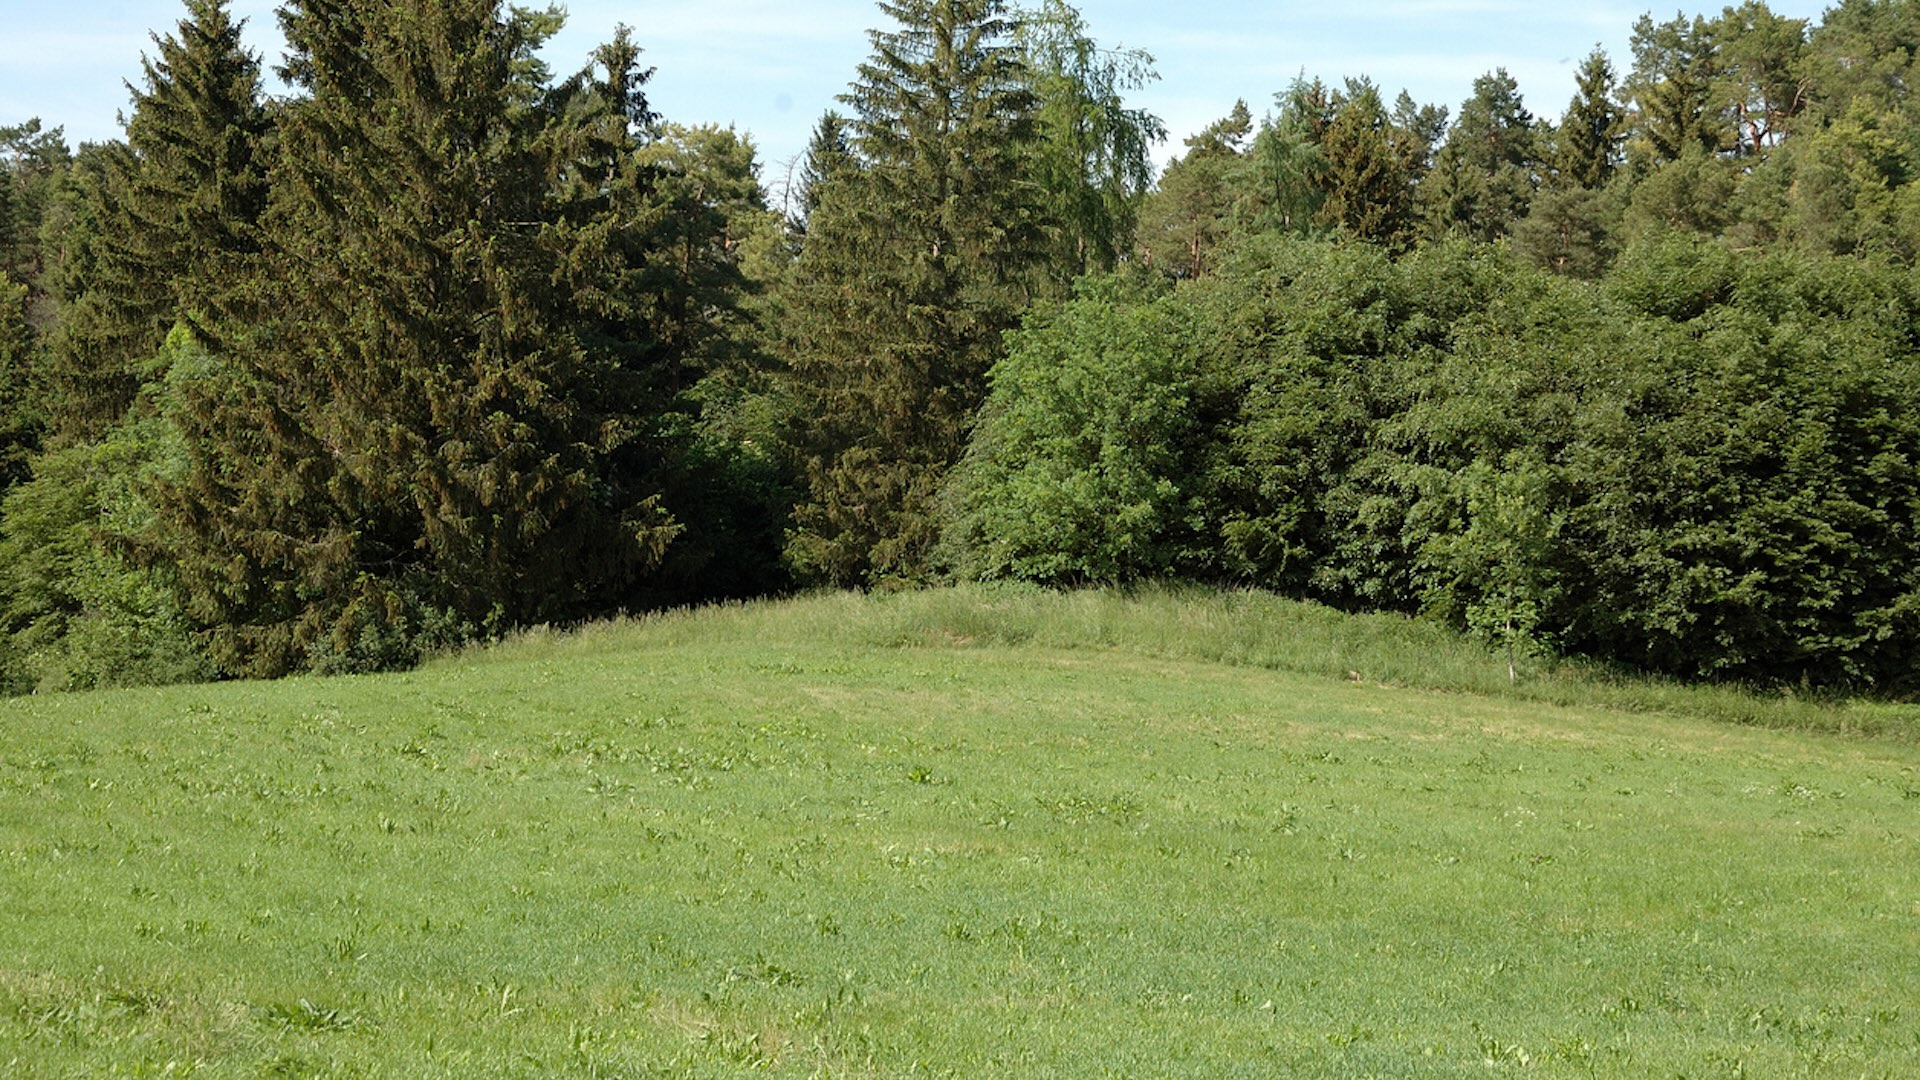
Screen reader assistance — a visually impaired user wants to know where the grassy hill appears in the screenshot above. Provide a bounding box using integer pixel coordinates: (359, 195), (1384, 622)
(3, 587), (1917, 1076)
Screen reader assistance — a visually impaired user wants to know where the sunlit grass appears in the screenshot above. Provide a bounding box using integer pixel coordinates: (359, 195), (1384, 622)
(3, 587), (1917, 1076)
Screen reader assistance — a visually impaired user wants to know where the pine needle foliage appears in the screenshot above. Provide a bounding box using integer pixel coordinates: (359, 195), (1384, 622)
(151, 1), (684, 676)
(783, 0), (1044, 585)
(42, 0), (268, 444)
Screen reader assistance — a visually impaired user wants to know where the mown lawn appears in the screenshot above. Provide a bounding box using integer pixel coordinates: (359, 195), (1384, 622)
(2, 588), (1917, 1076)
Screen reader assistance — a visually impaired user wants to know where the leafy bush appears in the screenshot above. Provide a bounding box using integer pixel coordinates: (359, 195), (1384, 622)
(942, 236), (1920, 691)
(0, 417), (211, 693)
(941, 273), (1224, 583)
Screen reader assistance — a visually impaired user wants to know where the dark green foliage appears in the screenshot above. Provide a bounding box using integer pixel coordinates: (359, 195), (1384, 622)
(1421, 69), (1539, 242)
(0, 118), (71, 295)
(42, 0), (268, 444)
(40, 144), (156, 441)
(1316, 80), (1420, 248)
(792, 112), (853, 231)
(151, 2), (692, 676)
(783, 0), (1043, 584)
(1512, 184), (1624, 278)
(0, 281), (39, 492)
(1557, 49), (1624, 189)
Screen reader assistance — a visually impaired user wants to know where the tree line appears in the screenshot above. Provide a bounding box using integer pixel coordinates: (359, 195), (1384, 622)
(2, 0), (1918, 693)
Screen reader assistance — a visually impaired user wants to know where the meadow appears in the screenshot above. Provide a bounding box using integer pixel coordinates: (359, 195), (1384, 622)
(2, 586), (1917, 1076)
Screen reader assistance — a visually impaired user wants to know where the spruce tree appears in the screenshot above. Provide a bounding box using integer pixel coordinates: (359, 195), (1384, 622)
(793, 112), (854, 232)
(1423, 69), (1539, 242)
(1317, 80), (1418, 248)
(41, 0), (268, 444)
(783, 0), (1042, 584)
(155, 1), (682, 674)
(1626, 14), (1728, 163)
(1559, 48), (1624, 189)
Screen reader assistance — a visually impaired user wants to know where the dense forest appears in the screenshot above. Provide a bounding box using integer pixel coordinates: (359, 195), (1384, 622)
(3, 0), (1920, 693)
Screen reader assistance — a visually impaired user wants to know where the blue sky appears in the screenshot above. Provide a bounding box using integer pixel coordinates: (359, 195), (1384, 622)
(5, 0), (1834, 200)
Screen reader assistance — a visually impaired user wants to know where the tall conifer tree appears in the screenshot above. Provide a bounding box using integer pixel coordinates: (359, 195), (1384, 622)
(1423, 69), (1539, 241)
(156, 1), (682, 674)
(784, 0), (1042, 583)
(43, 0), (268, 443)
(1317, 80), (1419, 248)
(1559, 49), (1625, 189)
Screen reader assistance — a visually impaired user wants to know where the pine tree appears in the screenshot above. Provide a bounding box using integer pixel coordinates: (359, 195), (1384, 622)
(783, 0), (1042, 584)
(1423, 69), (1539, 242)
(41, 0), (268, 444)
(154, 1), (681, 674)
(1136, 100), (1252, 278)
(1559, 48), (1624, 189)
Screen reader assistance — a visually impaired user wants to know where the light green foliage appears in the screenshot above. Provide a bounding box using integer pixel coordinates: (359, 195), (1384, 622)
(0, 327), (211, 693)
(1625, 12), (1728, 164)
(941, 274), (1213, 582)
(1016, 0), (1164, 284)
(1622, 145), (1739, 242)
(0, 588), (1915, 1074)
(957, 235), (1920, 689)
(1706, 0), (1810, 154)
(1237, 78), (1333, 238)
(1422, 456), (1562, 681)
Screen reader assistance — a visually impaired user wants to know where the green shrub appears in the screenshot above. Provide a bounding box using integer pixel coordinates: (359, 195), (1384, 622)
(941, 273), (1223, 583)
(940, 235), (1920, 692)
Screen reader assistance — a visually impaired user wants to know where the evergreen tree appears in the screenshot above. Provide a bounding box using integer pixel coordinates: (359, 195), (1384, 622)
(0, 280), (36, 491)
(41, 0), (268, 444)
(783, 0), (1042, 584)
(1558, 48), (1624, 189)
(1706, 1), (1809, 154)
(1317, 80), (1419, 247)
(1422, 69), (1539, 242)
(0, 121), (66, 488)
(0, 119), (71, 296)
(793, 111), (854, 232)
(1626, 14), (1729, 164)
(1136, 100), (1252, 278)
(154, 1), (682, 674)
(1800, 0), (1920, 119)
(1512, 185), (1622, 278)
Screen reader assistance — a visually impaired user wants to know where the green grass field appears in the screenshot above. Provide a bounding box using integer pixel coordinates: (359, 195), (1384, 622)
(3, 587), (1918, 1077)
